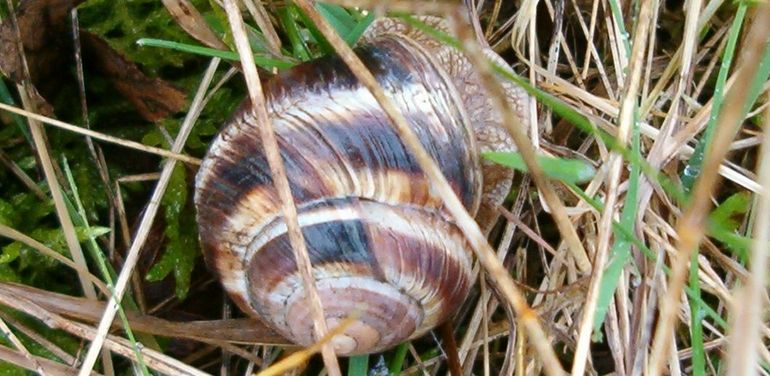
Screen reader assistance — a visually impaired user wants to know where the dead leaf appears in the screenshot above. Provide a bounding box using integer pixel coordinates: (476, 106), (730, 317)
(81, 31), (187, 122)
(161, 0), (228, 50)
(0, 0), (84, 84)
(0, 0), (186, 122)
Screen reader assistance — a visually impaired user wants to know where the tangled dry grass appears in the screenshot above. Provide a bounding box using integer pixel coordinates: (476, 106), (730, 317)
(0, 0), (769, 375)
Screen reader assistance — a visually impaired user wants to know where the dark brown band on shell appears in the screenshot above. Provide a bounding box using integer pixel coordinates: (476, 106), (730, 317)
(246, 198), (473, 354)
(363, 17), (531, 228)
(194, 32), (482, 354)
(196, 36), (481, 239)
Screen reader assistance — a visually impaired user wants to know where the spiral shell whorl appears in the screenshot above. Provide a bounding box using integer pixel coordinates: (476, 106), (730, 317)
(364, 17), (532, 227)
(246, 200), (474, 354)
(195, 32), (481, 354)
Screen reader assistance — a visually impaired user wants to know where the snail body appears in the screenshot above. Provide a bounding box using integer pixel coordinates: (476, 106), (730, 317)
(194, 17), (530, 355)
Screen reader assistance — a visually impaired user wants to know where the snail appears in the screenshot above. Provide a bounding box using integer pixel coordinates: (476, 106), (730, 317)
(194, 16), (532, 355)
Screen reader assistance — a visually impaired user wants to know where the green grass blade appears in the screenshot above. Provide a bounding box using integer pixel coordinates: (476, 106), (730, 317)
(606, 0), (632, 56)
(0, 79), (32, 142)
(292, 3), (335, 55)
(344, 11), (376, 46)
(388, 343), (409, 375)
(348, 354), (369, 376)
(689, 249), (707, 376)
(682, 4), (746, 192)
(278, 5), (312, 61)
(135, 38), (295, 70)
(592, 109), (642, 338)
(399, 12), (742, 359)
(61, 157), (152, 375)
(315, 3), (354, 37)
(313, 3), (374, 47)
(567, 181), (730, 329)
(386, 1), (685, 203)
(482, 152), (596, 184)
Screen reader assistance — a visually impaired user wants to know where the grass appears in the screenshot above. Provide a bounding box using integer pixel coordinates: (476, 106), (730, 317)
(0, 0), (769, 375)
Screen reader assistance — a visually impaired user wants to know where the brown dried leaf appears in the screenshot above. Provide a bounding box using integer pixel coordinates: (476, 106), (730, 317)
(161, 0), (228, 50)
(81, 31), (187, 122)
(0, 0), (85, 83)
(0, 0), (186, 122)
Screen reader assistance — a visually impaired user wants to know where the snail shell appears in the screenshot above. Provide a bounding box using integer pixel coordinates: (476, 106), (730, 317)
(194, 17), (531, 355)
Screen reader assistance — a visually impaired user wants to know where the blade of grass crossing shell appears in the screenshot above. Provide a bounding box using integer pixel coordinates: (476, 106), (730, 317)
(223, 1), (341, 373)
(61, 157), (151, 375)
(348, 355), (369, 376)
(680, 3), (746, 192)
(135, 38), (295, 69)
(591, 109), (642, 339)
(291, 7), (567, 370)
